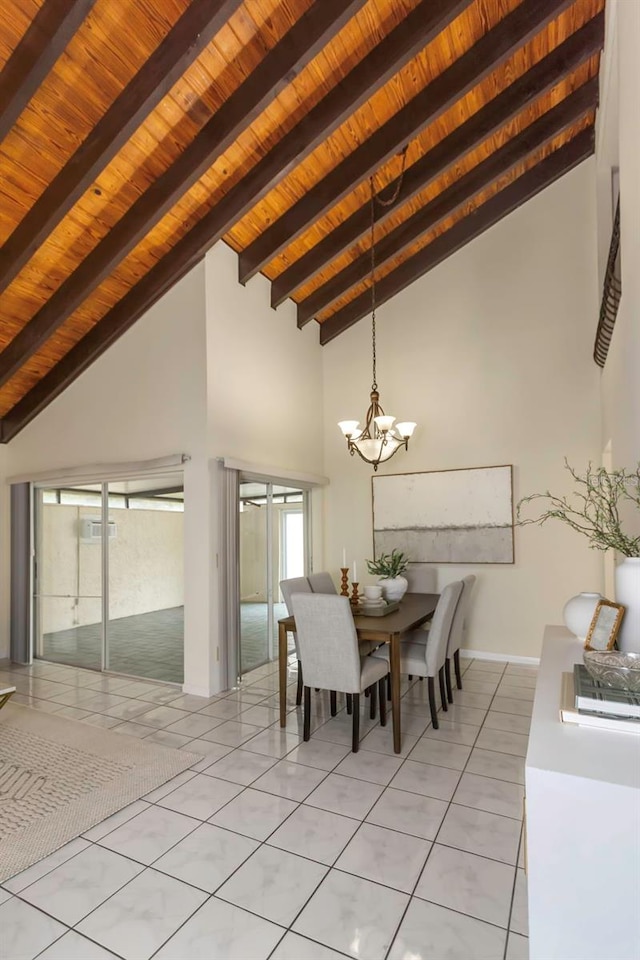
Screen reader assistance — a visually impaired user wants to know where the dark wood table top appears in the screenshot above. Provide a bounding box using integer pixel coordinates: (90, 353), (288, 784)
(278, 592), (439, 635)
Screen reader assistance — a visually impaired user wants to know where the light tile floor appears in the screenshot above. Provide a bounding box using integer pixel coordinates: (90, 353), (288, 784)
(0, 653), (535, 960)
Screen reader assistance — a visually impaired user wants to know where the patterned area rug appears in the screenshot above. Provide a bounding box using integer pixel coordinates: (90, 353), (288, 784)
(0, 704), (197, 882)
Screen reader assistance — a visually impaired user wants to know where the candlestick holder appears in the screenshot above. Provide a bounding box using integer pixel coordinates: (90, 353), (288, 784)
(350, 582), (360, 608)
(340, 568), (350, 597)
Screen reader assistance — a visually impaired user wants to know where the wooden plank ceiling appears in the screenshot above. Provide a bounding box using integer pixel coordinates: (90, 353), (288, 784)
(0, 0), (605, 440)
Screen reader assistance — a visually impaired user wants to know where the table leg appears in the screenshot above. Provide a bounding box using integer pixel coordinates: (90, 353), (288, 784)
(390, 633), (402, 754)
(278, 622), (287, 727)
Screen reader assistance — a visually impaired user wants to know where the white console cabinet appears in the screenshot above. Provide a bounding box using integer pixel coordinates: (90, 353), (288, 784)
(526, 627), (640, 960)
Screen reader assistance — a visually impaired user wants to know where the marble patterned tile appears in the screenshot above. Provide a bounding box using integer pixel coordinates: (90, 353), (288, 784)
(111, 720), (155, 738)
(153, 822), (259, 892)
(156, 772), (242, 820)
(199, 720), (265, 749)
(82, 800), (151, 842)
(216, 845), (327, 927)
(504, 665), (538, 678)
(358, 725), (418, 758)
(449, 691), (493, 709)
(439, 704), (488, 726)
(206, 750), (278, 785)
(270, 931), (347, 960)
(103, 699), (158, 721)
(164, 713), (223, 738)
(167, 693), (220, 711)
(483, 711), (531, 735)
(142, 770), (197, 803)
(506, 932), (530, 959)
(238, 704), (281, 727)
(304, 773), (384, 820)
(3, 837), (90, 893)
(462, 679), (501, 695)
(143, 729), (193, 749)
(466, 748), (526, 785)
(492, 697), (534, 717)
(267, 804), (359, 865)
(53, 705), (93, 720)
(453, 772), (525, 820)
(502, 673), (537, 688)
(510, 869), (529, 936)
(389, 759), (461, 801)
(466, 660), (507, 674)
(389, 897), (506, 960)
(475, 729), (529, 758)
(154, 896), (284, 960)
(409, 737), (471, 770)
(0, 897), (67, 960)
(336, 822), (431, 893)
(209, 787), (298, 841)
(423, 720), (480, 746)
(496, 684), (536, 701)
(180, 739), (234, 764)
(415, 843), (514, 927)
(19, 844), (143, 925)
(285, 739), (351, 771)
(129, 705), (191, 729)
(236, 726), (300, 756)
(77, 868), (208, 960)
(81, 713), (122, 729)
(37, 931), (121, 959)
(293, 868), (409, 960)
(98, 804), (200, 864)
(438, 804), (521, 865)
(334, 749), (404, 786)
(135, 686), (184, 705)
(252, 759), (328, 801)
(365, 787), (448, 841)
(197, 699), (245, 720)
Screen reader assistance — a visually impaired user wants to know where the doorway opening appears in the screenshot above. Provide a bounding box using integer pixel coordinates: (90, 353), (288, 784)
(238, 480), (308, 678)
(33, 473), (184, 683)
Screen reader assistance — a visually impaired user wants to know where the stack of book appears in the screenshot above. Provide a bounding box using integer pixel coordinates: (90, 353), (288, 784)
(560, 664), (640, 734)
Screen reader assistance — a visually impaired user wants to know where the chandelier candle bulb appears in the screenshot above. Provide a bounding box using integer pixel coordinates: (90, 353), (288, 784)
(374, 415), (395, 432)
(396, 421), (417, 439)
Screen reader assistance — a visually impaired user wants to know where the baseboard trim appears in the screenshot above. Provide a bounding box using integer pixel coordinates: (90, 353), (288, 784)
(460, 648), (540, 666)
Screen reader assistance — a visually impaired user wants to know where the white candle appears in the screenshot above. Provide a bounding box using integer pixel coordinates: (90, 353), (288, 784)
(342, 547), (346, 568)
(353, 560), (357, 582)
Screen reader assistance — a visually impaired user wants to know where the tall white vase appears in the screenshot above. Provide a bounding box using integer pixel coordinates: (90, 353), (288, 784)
(615, 558), (640, 653)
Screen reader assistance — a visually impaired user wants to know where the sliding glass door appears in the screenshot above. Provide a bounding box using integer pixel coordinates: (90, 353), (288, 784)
(238, 479), (308, 680)
(33, 474), (184, 682)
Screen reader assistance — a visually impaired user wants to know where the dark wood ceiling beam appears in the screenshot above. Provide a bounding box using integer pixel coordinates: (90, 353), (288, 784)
(238, 0), (579, 285)
(0, 0), (369, 389)
(299, 78), (598, 325)
(0, 0), (96, 145)
(0, 0), (244, 296)
(273, 12), (605, 312)
(319, 127), (595, 345)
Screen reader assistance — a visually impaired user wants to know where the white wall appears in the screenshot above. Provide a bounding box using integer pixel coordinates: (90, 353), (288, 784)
(322, 160), (603, 658)
(205, 241), (325, 689)
(598, 1), (640, 493)
(0, 265), (208, 666)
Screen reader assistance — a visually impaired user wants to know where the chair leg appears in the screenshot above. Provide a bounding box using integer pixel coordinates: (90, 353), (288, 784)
(439, 667), (448, 712)
(351, 693), (360, 752)
(346, 693), (352, 715)
(296, 662), (303, 706)
(445, 658), (453, 704)
(427, 676), (439, 729)
(408, 675), (413, 681)
(369, 683), (377, 720)
(330, 690), (337, 717)
(454, 650), (463, 689)
(386, 674), (391, 701)
(303, 686), (311, 741)
(378, 677), (387, 727)
(364, 687), (370, 697)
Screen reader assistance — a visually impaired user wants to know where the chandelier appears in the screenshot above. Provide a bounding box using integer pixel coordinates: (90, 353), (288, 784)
(338, 166), (416, 471)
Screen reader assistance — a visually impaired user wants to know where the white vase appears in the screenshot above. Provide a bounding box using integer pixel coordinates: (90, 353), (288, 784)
(563, 592), (602, 642)
(615, 558), (640, 653)
(379, 575), (408, 602)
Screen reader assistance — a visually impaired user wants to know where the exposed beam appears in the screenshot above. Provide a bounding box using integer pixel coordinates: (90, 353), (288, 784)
(0, 0), (243, 296)
(299, 79), (598, 325)
(273, 13), (605, 312)
(0, 0), (95, 145)
(238, 0), (578, 285)
(319, 127), (594, 345)
(0, 0), (368, 389)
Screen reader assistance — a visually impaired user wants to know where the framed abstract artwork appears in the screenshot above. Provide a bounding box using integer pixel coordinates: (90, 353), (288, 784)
(372, 465), (514, 564)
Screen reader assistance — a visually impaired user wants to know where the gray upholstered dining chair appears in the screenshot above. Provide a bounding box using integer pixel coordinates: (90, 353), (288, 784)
(280, 576), (313, 705)
(372, 580), (463, 728)
(308, 571), (337, 594)
(445, 574), (476, 701)
(290, 592), (389, 752)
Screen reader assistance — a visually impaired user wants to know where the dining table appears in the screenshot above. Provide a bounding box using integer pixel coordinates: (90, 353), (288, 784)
(277, 592), (439, 754)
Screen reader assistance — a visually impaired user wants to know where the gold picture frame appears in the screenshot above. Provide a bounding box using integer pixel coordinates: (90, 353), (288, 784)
(584, 600), (625, 651)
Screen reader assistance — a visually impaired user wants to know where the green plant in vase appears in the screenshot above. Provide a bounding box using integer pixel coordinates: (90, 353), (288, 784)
(366, 549), (410, 602)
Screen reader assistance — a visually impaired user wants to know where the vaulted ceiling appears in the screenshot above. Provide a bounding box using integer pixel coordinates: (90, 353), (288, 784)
(0, 0), (605, 440)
